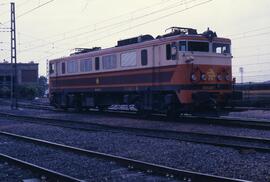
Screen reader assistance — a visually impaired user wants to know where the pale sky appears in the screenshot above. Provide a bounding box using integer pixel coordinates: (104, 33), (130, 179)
(0, 0), (270, 82)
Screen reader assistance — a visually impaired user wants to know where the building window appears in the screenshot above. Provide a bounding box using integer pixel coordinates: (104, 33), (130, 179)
(62, 62), (65, 74)
(141, 49), (148, 66)
(179, 41), (187, 51)
(121, 52), (136, 67)
(21, 70), (38, 83)
(102, 54), (117, 70)
(67, 60), (78, 73)
(80, 59), (92, 72)
(95, 57), (100, 70)
(166, 44), (171, 60)
(213, 43), (230, 54)
(188, 41), (209, 52)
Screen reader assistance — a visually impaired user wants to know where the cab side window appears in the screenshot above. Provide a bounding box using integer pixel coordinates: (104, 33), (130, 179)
(166, 44), (171, 60)
(49, 63), (55, 74)
(213, 43), (230, 54)
(179, 41), (187, 51)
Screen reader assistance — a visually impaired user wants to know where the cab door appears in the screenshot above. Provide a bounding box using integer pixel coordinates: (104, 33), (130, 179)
(153, 42), (178, 85)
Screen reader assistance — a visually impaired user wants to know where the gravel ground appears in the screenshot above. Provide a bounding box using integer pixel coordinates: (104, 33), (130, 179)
(0, 134), (173, 182)
(227, 110), (270, 120)
(0, 159), (41, 182)
(0, 118), (269, 182)
(1, 105), (270, 140)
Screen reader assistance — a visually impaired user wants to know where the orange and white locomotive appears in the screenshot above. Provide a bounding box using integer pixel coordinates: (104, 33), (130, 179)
(49, 27), (233, 115)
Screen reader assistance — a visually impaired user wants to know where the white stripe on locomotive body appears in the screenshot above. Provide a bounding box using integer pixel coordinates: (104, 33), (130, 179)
(49, 34), (231, 77)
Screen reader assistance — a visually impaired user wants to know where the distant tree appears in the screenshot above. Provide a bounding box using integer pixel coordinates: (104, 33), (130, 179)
(17, 85), (38, 100)
(38, 76), (48, 97)
(10, 76), (48, 100)
(0, 86), (10, 98)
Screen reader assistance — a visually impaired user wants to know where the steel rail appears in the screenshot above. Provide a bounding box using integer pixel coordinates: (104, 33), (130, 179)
(0, 131), (249, 182)
(1, 112), (270, 152)
(182, 115), (270, 130)
(15, 102), (270, 130)
(0, 152), (83, 182)
(1, 100), (270, 130)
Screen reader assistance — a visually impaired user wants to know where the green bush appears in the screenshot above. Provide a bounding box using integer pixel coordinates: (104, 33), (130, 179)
(0, 86), (10, 98)
(17, 85), (38, 99)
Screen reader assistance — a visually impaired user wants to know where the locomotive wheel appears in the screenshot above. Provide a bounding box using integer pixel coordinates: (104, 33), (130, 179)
(137, 109), (150, 118)
(60, 106), (68, 111)
(98, 105), (107, 112)
(166, 105), (178, 119)
(166, 109), (178, 119)
(75, 105), (82, 112)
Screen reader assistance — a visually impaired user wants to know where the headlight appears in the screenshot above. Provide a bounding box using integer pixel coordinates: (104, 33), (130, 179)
(225, 74), (230, 81)
(201, 73), (207, 81)
(217, 74), (222, 81)
(191, 74), (197, 81)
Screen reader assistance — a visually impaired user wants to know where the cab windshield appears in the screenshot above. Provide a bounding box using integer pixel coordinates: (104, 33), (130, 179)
(179, 41), (209, 52)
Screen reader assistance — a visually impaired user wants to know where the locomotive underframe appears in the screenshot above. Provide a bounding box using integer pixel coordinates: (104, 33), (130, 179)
(192, 91), (232, 109)
(50, 89), (181, 113)
(50, 85), (232, 115)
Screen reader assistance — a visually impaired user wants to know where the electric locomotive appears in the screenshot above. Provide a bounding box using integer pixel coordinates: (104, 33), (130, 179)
(49, 27), (233, 115)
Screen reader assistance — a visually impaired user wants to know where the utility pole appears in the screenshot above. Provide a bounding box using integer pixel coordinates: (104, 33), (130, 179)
(10, 2), (17, 109)
(239, 67), (244, 84)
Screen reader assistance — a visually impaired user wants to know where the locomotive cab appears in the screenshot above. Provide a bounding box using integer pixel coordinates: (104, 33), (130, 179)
(163, 28), (233, 111)
(178, 30), (232, 110)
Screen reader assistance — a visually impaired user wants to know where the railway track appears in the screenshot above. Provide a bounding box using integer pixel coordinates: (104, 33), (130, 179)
(8, 101), (270, 131)
(181, 115), (270, 130)
(1, 112), (270, 153)
(0, 130), (248, 182)
(0, 153), (82, 182)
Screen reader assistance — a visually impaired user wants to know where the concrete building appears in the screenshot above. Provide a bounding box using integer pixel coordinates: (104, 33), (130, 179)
(0, 62), (38, 88)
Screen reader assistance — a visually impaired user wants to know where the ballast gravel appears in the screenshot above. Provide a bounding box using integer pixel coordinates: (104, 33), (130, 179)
(0, 118), (269, 182)
(1, 105), (270, 140)
(0, 135), (172, 182)
(228, 109), (270, 120)
(0, 159), (40, 182)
